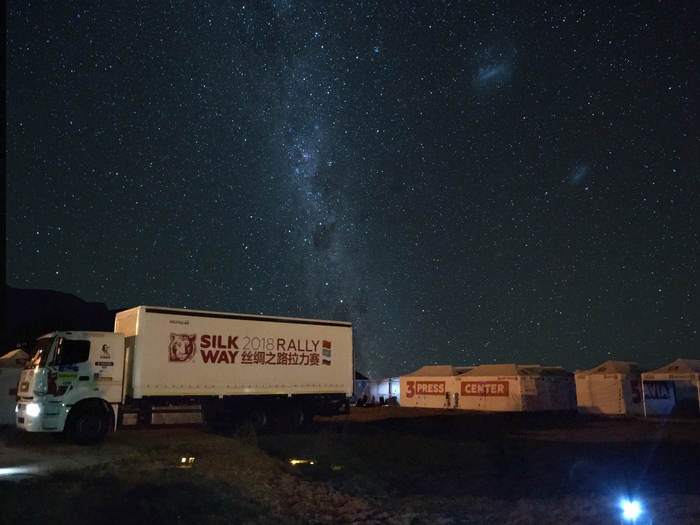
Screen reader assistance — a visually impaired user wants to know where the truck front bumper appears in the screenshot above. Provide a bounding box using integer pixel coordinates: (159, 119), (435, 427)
(15, 399), (66, 432)
(15, 400), (43, 431)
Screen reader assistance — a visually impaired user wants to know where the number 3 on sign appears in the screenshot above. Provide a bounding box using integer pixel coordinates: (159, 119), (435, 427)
(406, 381), (415, 398)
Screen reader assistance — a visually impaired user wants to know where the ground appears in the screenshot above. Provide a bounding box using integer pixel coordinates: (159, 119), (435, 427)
(1, 407), (699, 524)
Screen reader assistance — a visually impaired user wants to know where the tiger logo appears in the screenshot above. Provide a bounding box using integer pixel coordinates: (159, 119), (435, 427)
(169, 333), (197, 362)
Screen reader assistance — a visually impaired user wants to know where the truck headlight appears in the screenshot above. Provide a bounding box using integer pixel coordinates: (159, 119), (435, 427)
(25, 403), (41, 418)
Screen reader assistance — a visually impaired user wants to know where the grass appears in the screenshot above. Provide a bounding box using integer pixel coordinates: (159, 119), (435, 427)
(2, 413), (700, 524)
(1, 469), (267, 525)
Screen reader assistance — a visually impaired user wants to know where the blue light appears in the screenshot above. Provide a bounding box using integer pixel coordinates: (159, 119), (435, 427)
(620, 499), (642, 521)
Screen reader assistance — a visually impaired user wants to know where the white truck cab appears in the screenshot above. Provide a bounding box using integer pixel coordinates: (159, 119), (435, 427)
(16, 331), (125, 445)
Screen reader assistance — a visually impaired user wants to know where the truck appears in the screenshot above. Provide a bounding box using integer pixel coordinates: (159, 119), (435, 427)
(15, 305), (354, 445)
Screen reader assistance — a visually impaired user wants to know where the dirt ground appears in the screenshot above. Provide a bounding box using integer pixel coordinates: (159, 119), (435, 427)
(1, 407), (699, 524)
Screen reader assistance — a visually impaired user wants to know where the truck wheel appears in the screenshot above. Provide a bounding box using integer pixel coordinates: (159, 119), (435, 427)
(66, 403), (110, 446)
(248, 409), (268, 431)
(287, 406), (306, 431)
(270, 404), (307, 433)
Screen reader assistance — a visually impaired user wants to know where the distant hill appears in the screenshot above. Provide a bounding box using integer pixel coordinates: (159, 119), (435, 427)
(2, 286), (120, 355)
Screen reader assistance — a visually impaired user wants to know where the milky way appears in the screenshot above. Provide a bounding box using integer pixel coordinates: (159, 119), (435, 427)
(6, 2), (699, 378)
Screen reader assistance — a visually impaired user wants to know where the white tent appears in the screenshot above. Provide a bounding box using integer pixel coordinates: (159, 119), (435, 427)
(355, 377), (401, 406)
(642, 358), (700, 417)
(352, 371), (370, 405)
(368, 377), (400, 405)
(575, 360), (646, 415)
(0, 349), (29, 425)
(454, 364), (575, 412)
(532, 366), (577, 411)
(399, 365), (461, 408)
(455, 364), (532, 412)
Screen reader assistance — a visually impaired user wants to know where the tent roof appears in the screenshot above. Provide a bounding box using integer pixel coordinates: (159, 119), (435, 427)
(577, 360), (645, 377)
(0, 349), (29, 368)
(404, 365), (460, 377)
(642, 358), (700, 379)
(458, 363), (541, 377)
(537, 366), (574, 377)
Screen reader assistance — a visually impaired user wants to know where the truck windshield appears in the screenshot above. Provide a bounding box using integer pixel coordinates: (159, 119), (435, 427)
(25, 337), (55, 369)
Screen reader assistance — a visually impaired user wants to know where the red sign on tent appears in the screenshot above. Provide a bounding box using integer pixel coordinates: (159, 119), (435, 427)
(460, 381), (509, 397)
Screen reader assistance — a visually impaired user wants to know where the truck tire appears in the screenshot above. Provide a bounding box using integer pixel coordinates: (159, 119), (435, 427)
(286, 405), (306, 431)
(66, 402), (110, 446)
(248, 408), (268, 431)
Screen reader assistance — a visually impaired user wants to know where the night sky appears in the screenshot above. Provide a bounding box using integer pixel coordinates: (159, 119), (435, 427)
(6, 2), (699, 378)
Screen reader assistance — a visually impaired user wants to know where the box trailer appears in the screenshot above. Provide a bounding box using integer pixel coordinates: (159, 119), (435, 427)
(16, 306), (353, 444)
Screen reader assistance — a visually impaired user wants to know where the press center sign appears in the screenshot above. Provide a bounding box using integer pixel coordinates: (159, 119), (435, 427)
(460, 380), (509, 396)
(405, 380), (446, 398)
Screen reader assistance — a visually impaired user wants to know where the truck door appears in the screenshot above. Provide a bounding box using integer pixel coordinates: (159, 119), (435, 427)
(50, 337), (92, 399)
